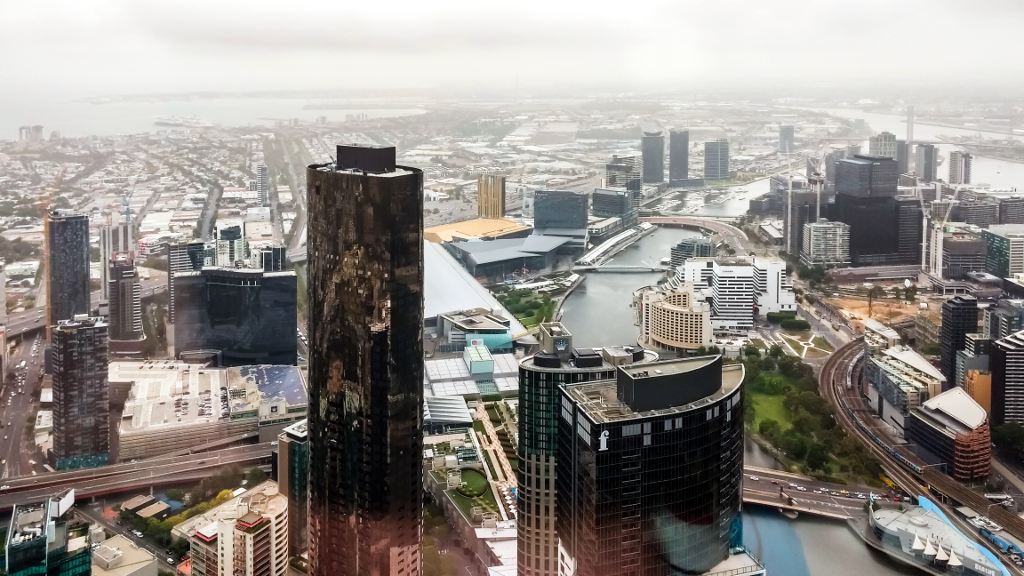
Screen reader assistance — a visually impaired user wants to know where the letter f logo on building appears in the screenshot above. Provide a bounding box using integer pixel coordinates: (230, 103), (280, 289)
(598, 430), (609, 452)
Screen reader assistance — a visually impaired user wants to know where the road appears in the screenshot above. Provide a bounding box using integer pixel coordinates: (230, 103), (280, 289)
(0, 335), (44, 479)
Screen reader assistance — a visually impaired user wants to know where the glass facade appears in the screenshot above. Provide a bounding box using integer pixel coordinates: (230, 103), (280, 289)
(172, 268), (297, 366)
(534, 190), (589, 230)
(641, 131), (664, 184)
(306, 146), (424, 576)
(46, 210), (90, 327)
(669, 130), (689, 183)
(940, 295), (979, 388)
(556, 360), (745, 576)
(52, 317), (109, 470)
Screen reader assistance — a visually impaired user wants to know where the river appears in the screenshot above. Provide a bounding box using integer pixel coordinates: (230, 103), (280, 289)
(559, 219), (918, 575)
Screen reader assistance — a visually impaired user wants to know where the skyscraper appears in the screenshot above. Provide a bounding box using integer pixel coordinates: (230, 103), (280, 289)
(6, 490), (91, 576)
(477, 174), (507, 219)
(949, 151), (973, 185)
(257, 163), (270, 207)
(641, 131), (664, 183)
(800, 219), (851, 267)
(557, 356), (749, 575)
(896, 196), (924, 264)
(992, 330), (1024, 425)
(983, 224), (1024, 277)
(46, 210), (90, 329)
(52, 316), (109, 470)
(306, 145), (423, 576)
(999, 197), (1024, 224)
(669, 129), (689, 183)
(215, 224), (246, 266)
(832, 155), (900, 265)
(99, 214), (132, 301)
(277, 419), (309, 556)
(704, 139), (730, 180)
(895, 139), (911, 174)
(868, 131), (897, 159)
(517, 323), (655, 576)
(107, 253), (144, 349)
(916, 143), (939, 182)
(940, 295), (979, 389)
(167, 241), (207, 324)
(779, 124), (795, 154)
(605, 155), (641, 193)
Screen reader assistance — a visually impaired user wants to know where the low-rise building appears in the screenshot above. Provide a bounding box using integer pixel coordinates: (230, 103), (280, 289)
(905, 387), (991, 482)
(92, 534), (157, 576)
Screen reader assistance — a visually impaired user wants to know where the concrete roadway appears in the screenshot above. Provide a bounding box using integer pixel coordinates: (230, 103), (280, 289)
(743, 466), (897, 519)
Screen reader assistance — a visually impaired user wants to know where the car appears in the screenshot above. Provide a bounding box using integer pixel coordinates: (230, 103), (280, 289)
(796, 486), (807, 492)
(857, 494), (867, 500)
(167, 558), (176, 565)
(749, 475), (760, 481)
(3, 435), (7, 441)
(0, 485), (9, 491)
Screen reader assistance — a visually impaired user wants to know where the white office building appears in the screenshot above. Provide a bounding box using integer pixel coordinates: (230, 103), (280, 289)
(868, 131), (897, 159)
(679, 256), (796, 332)
(800, 219), (851, 267)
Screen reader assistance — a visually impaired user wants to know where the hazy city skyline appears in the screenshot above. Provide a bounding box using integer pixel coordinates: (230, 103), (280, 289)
(3, 0), (1024, 100)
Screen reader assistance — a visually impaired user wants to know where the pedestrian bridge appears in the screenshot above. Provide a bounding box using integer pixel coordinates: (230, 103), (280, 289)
(573, 265), (670, 273)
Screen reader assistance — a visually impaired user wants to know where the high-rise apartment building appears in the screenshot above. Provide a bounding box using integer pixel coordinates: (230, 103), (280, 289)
(172, 267), (297, 366)
(949, 151), (973, 185)
(99, 215), (132, 301)
(52, 316), (109, 470)
(215, 224), (247, 267)
(916, 143), (939, 182)
(940, 295), (979, 389)
(167, 241), (207, 324)
(896, 197), (924, 264)
(477, 174), (507, 219)
(784, 187), (831, 257)
(605, 155), (641, 193)
(779, 124), (795, 154)
(869, 131), (897, 159)
(800, 219), (851, 267)
(46, 210), (91, 329)
(641, 131), (664, 184)
(955, 333), (991, 389)
(895, 139), (911, 174)
(305, 145), (423, 576)
(556, 356), (750, 575)
(517, 323), (655, 576)
(678, 257), (796, 332)
(107, 253), (144, 346)
(669, 237), (715, 266)
(703, 139), (730, 180)
(277, 419), (309, 556)
(257, 164), (270, 207)
(991, 330), (1024, 425)
(669, 129), (689, 183)
(984, 224), (1024, 277)
(986, 299), (1024, 340)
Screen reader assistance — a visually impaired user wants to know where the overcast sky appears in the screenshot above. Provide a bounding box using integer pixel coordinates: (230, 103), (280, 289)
(2, 0), (1023, 98)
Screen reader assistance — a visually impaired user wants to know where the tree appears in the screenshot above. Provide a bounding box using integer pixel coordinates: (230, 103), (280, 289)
(867, 286), (885, 318)
(806, 444), (830, 471)
(743, 345), (761, 358)
(905, 285), (918, 302)
(758, 419), (781, 439)
(769, 345), (784, 359)
(993, 423), (1024, 456)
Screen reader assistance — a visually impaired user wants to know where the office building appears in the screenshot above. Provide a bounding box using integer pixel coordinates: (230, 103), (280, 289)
(634, 283), (713, 353)
(800, 219), (850, 267)
(215, 224), (246, 267)
(992, 330), (1024, 425)
(642, 131), (664, 184)
(678, 256), (796, 332)
(895, 139), (911, 174)
(986, 299), (1024, 340)
(869, 131), (897, 159)
(916, 144), (939, 182)
(257, 163), (270, 207)
(277, 419), (309, 556)
(167, 241), (207, 324)
(477, 174), (507, 219)
(179, 482), (288, 576)
(835, 154), (899, 198)
(6, 490), (91, 576)
(534, 190), (588, 231)
(906, 386), (991, 482)
(52, 316), (109, 470)
(100, 215), (133, 301)
(832, 155), (900, 265)
(517, 323), (655, 576)
(107, 254), (144, 353)
(92, 534), (157, 576)
(669, 236), (715, 266)
(703, 139), (730, 180)
(47, 210), (91, 329)
(984, 224), (1024, 277)
(952, 199), (999, 228)
(865, 345), (946, 433)
(557, 356), (751, 575)
(940, 295), (979, 388)
(605, 155), (641, 193)
(1000, 197), (1024, 224)
(591, 188), (635, 220)
(925, 222), (985, 280)
(669, 129), (689, 183)
(252, 244), (287, 272)
(305, 145), (423, 576)
(965, 369), (993, 414)
(172, 267), (297, 366)
(954, 333), (991, 389)
(779, 124), (795, 154)
(949, 151), (973, 185)
(896, 197), (923, 264)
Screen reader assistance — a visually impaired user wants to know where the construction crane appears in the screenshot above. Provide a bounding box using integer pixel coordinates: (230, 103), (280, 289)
(921, 183), (961, 276)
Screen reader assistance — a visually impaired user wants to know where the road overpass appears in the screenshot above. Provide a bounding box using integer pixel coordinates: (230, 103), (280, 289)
(641, 216), (753, 253)
(572, 265), (670, 273)
(6, 280), (166, 339)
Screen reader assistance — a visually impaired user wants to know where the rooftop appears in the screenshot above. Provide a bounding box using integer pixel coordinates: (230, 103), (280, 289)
(93, 534), (157, 575)
(424, 218), (531, 243)
(872, 503), (1003, 574)
(172, 481), (286, 540)
(281, 418), (307, 441)
(448, 234), (570, 265)
(567, 361), (744, 424)
(917, 387), (987, 432)
(881, 346), (946, 383)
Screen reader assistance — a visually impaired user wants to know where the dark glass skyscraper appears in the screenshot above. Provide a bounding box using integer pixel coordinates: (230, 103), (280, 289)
(172, 267), (297, 366)
(278, 419), (309, 556)
(52, 317), (109, 470)
(107, 253), (143, 343)
(557, 356), (745, 575)
(517, 322), (654, 576)
(941, 295), (979, 389)
(167, 240), (207, 324)
(533, 190), (589, 230)
(669, 129), (689, 183)
(46, 210), (90, 329)
(833, 155), (900, 264)
(306, 145), (424, 576)
(642, 131), (664, 183)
